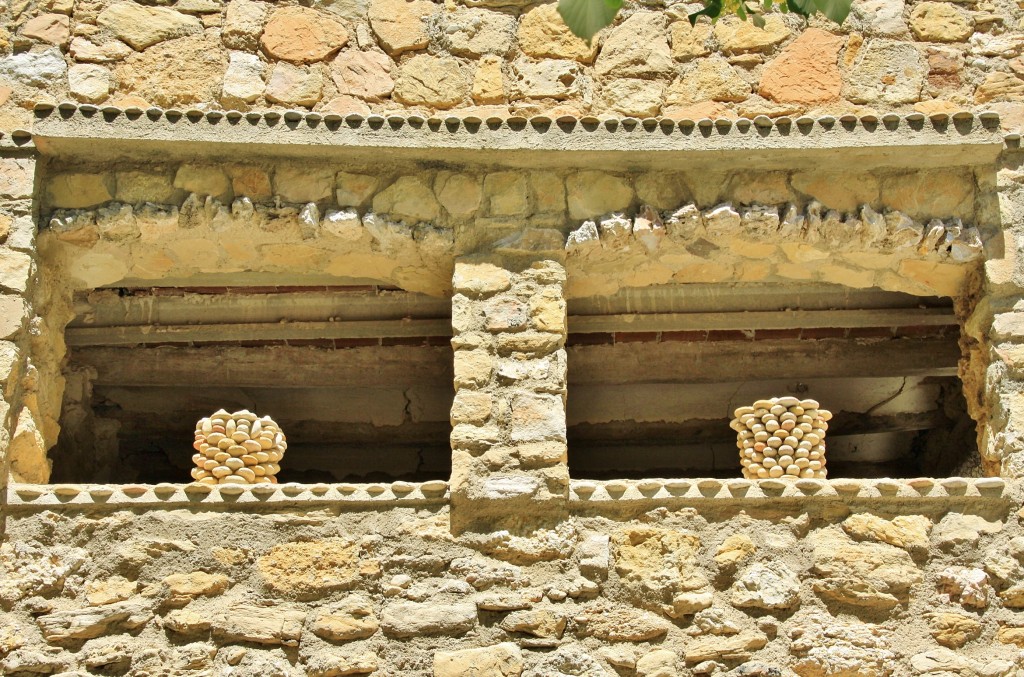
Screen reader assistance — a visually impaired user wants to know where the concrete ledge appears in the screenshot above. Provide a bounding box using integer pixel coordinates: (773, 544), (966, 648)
(5, 480), (450, 511)
(31, 104), (1005, 170)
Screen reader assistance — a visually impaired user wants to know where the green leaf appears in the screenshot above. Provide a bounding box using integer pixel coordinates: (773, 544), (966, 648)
(784, 0), (814, 17)
(812, 0), (850, 23)
(557, 0), (622, 42)
(750, 12), (765, 26)
(688, 0), (722, 25)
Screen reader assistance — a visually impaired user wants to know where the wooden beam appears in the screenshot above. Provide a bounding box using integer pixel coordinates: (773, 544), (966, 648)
(567, 337), (960, 384)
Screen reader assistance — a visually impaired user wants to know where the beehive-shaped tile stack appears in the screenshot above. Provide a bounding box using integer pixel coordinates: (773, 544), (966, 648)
(191, 409), (286, 484)
(730, 397), (832, 480)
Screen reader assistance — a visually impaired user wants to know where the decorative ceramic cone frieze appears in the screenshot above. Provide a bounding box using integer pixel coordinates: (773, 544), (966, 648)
(730, 397), (832, 480)
(190, 409), (287, 484)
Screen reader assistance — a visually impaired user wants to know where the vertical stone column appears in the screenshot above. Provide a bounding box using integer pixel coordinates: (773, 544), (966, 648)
(449, 257), (568, 529)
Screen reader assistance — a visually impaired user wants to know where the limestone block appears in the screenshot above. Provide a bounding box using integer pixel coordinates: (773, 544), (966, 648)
(911, 648), (972, 674)
(472, 55), (505, 104)
(910, 2), (974, 42)
(394, 54), (468, 108)
(529, 289), (565, 333)
(1, 650), (70, 675)
(496, 330), (561, 355)
(881, 171), (973, 220)
(453, 262), (511, 297)
(0, 159), (34, 200)
(433, 643), (523, 676)
(21, 13), (70, 47)
(0, 542), (87, 606)
(442, 8), (515, 57)
(976, 72), (1024, 103)
(670, 21), (712, 61)
(322, 208), (362, 241)
(997, 624), (1024, 647)
(0, 249), (31, 294)
(668, 57), (751, 104)
(843, 39), (926, 105)
(47, 173), (114, 209)
(715, 534), (755, 567)
(482, 171), (529, 217)
(685, 633), (767, 663)
(260, 6), (348, 63)
(595, 11), (674, 78)
(70, 36), (132, 63)
(0, 48), (66, 88)
(713, 16), (790, 53)
(116, 34), (228, 108)
(850, 0), (908, 37)
(275, 166), (335, 204)
(223, 0), (268, 51)
(518, 3), (597, 62)
(791, 171), (878, 212)
(509, 57), (582, 101)
(211, 604), (305, 645)
(925, 612), (982, 649)
(265, 62), (323, 107)
(841, 513), (931, 552)
(566, 170), (633, 220)
(731, 562), (801, 609)
(509, 392), (565, 443)
(499, 609), (566, 638)
(759, 28), (843, 105)
(811, 534), (922, 609)
(368, 0), (433, 55)
(221, 52), (265, 107)
(163, 608), (212, 634)
(451, 390), (492, 425)
(174, 165), (231, 202)
(480, 474), (540, 499)
(97, 3), (202, 50)
(600, 78), (664, 117)
(937, 566), (990, 608)
(373, 176), (441, 223)
(380, 601), (477, 637)
(310, 596), (379, 641)
(257, 539), (373, 600)
(790, 611), (895, 676)
(574, 605), (671, 641)
(436, 172), (483, 218)
(304, 649), (378, 676)
(331, 50), (393, 101)
(37, 599), (155, 642)
(335, 171), (379, 208)
(163, 572), (230, 601)
(84, 577), (138, 606)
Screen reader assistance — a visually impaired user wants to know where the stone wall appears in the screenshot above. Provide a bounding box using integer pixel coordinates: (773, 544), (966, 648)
(1, 480), (1023, 676)
(0, 0), (1022, 131)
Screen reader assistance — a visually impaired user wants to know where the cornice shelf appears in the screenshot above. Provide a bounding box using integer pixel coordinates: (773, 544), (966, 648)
(30, 103), (1006, 171)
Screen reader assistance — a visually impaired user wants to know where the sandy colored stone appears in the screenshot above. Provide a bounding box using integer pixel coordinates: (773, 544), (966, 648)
(174, 165), (231, 201)
(669, 57), (750, 104)
(368, 0), (433, 55)
(670, 21), (712, 61)
(68, 64), (110, 104)
(595, 11), (674, 78)
(509, 57), (581, 101)
(600, 79), (664, 117)
(37, 600), (155, 642)
(483, 171), (529, 216)
(373, 176), (441, 223)
(306, 650), (378, 676)
(926, 612), (982, 649)
(518, 3), (596, 62)
(976, 72), (1024, 103)
(791, 171), (878, 212)
(759, 28), (843, 105)
(436, 172), (482, 217)
(21, 13), (69, 47)
(226, 166), (271, 201)
(261, 6), (348, 64)
(472, 55), (505, 104)
(163, 572), (230, 598)
(84, 576), (138, 606)
(335, 171), (379, 208)
(453, 349), (493, 388)
(566, 170), (633, 219)
(731, 561), (800, 609)
(910, 2), (974, 42)
(0, 158), (35, 200)
(221, 52), (264, 107)
(844, 38), (925, 105)
(453, 262), (511, 296)
(257, 539), (371, 600)
(685, 633), (767, 663)
(212, 604), (305, 645)
(811, 534), (922, 609)
(97, 3), (202, 50)
(381, 601), (476, 637)
(47, 173), (114, 209)
(0, 48), (65, 89)
(498, 609), (566, 638)
(70, 37), (133, 63)
(116, 33), (228, 107)
(841, 514), (931, 551)
(451, 390), (492, 424)
(575, 604), (672, 641)
(714, 16), (790, 53)
(223, 0), (268, 51)
(434, 642), (523, 676)
(715, 533), (755, 567)
(443, 7), (514, 57)
(881, 170), (973, 220)
(331, 50), (393, 101)
(265, 62), (323, 107)
(393, 55), (468, 108)
(311, 596), (379, 641)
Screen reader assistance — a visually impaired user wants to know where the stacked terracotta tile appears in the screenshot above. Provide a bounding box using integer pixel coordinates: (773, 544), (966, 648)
(191, 410), (286, 484)
(731, 397), (832, 480)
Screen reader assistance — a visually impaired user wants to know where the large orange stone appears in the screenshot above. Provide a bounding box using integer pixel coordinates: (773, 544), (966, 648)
(260, 6), (348, 64)
(758, 28), (843, 105)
